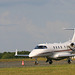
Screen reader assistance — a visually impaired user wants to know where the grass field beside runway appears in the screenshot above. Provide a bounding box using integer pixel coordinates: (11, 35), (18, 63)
(0, 64), (75, 75)
(0, 58), (75, 62)
(0, 58), (46, 62)
(0, 58), (75, 75)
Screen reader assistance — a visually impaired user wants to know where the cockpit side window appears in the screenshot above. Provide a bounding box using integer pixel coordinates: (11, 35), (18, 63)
(43, 46), (47, 49)
(35, 45), (47, 49)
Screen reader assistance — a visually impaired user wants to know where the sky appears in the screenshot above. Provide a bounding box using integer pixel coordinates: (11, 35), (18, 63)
(0, 0), (75, 52)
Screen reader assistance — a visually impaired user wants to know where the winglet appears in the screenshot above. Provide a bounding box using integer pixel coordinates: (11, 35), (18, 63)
(15, 49), (18, 56)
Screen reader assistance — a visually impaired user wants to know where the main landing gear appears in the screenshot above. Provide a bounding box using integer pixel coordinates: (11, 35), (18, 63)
(46, 58), (53, 64)
(67, 58), (72, 64)
(49, 60), (53, 64)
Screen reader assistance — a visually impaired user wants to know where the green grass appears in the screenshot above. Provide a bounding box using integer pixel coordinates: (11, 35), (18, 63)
(0, 58), (75, 62)
(0, 64), (75, 75)
(0, 58), (46, 62)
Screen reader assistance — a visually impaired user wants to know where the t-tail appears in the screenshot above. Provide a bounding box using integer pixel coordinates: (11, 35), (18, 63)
(64, 28), (75, 42)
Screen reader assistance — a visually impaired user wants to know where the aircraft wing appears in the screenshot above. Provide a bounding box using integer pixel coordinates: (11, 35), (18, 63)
(58, 53), (75, 58)
(15, 49), (29, 57)
(15, 54), (29, 57)
(54, 52), (75, 58)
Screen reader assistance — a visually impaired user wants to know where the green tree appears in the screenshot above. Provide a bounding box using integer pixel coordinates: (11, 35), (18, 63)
(0, 53), (2, 59)
(0, 51), (30, 59)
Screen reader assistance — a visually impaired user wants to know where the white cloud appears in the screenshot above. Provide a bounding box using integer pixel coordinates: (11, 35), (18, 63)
(0, 0), (75, 52)
(0, 11), (71, 39)
(0, 11), (11, 25)
(40, 21), (71, 41)
(0, 11), (39, 38)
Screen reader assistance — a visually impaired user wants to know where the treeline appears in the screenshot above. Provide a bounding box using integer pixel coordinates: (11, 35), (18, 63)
(0, 51), (30, 59)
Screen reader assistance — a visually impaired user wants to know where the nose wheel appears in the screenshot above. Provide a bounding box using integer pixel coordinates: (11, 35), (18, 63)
(35, 58), (38, 65)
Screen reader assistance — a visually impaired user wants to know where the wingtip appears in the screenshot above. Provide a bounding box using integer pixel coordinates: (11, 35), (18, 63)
(15, 49), (18, 56)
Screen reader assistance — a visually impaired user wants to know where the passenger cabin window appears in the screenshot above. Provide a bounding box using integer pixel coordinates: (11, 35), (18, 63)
(53, 46), (55, 49)
(58, 46), (60, 49)
(64, 46), (66, 48)
(53, 46), (63, 49)
(56, 46), (57, 49)
(35, 46), (47, 49)
(60, 46), (62, 48)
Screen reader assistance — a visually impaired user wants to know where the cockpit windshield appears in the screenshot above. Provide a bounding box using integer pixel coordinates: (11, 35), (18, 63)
(35, 45), (47, 49)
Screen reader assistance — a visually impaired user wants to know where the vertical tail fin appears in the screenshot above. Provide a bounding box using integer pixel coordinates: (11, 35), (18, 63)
(72, 29), (75, 42)
(64, 28), (75, 42)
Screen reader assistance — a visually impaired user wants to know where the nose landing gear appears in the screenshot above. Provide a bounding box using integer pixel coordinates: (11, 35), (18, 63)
(35, 58), (38, 65)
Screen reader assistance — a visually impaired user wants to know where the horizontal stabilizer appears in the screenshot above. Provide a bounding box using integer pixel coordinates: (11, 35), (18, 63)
(64, 28), (74, 30)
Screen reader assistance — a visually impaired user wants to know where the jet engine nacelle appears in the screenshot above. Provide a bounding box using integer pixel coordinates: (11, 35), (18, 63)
(70, 43), (75, 51)
(70, 43), (75, 47)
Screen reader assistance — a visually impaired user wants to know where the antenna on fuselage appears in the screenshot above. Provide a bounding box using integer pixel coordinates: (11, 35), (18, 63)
(64, 28), (75, 42)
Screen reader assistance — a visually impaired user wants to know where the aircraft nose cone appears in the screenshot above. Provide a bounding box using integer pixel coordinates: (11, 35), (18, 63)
(29, 50), (39, 57)
(29, 53), (33, 57)
(29, 52), (35, 57)
(29, 49), (45, 58)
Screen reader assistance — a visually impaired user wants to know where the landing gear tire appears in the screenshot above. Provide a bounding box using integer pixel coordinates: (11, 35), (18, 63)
(35, 61), (38, 65)
(35, 58), (38, 65)
(68, 58), (72, 64)
(49, 60), (53, 64)
(46, 59), (49, 62)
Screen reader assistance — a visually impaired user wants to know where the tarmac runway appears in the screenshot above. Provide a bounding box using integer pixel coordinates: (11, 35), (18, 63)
(0, 60), (75, 68)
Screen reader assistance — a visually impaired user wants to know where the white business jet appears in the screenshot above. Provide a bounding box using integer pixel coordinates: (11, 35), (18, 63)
(15, 28), (75, 64)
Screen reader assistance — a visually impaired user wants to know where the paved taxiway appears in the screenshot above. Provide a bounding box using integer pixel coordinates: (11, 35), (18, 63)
(0, 60), (75, 68)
